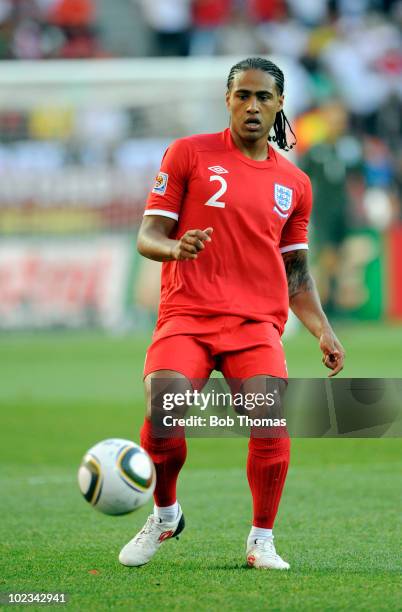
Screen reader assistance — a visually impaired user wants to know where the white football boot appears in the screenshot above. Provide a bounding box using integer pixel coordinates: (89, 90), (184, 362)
(246, 536), (290, 570)
(119, 506), (185, 567)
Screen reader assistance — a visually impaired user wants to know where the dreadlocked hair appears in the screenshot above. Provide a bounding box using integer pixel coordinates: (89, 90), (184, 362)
(226, 57), (297, 152)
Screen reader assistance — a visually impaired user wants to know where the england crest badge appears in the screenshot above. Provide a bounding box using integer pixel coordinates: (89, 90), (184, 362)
(274, 183), (293, 218)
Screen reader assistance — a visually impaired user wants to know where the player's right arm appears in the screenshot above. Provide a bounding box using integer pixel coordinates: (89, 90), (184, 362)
(137, 216), (213, 262)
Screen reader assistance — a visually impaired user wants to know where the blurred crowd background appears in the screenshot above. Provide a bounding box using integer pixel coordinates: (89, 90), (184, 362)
(0, 0), (401, 329)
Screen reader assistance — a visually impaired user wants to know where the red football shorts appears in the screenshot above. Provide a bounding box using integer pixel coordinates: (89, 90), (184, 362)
(143, 315), (288, 382)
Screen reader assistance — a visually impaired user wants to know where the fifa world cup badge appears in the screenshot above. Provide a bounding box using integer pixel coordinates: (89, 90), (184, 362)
(152, 172), (169, 195)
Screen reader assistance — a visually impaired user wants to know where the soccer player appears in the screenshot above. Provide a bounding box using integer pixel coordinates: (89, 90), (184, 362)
(119, 57), (345, 570)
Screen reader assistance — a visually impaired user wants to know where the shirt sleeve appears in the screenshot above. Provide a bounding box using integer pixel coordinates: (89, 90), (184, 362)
(144, 138), (193, 221)
(279, 175), (312, 253)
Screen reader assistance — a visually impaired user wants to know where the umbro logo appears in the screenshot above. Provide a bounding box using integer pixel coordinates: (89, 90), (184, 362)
(208, 166), (228, 174)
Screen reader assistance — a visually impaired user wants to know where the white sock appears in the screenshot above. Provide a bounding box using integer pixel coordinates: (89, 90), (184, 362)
(248, 526), (273, 542)
(154, 501), (179, 523)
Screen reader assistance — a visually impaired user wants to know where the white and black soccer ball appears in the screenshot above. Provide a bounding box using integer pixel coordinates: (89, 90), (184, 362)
(78, 438), (156, 515)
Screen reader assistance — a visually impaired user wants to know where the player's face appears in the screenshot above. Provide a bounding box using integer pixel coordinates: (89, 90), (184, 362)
(226, 69), (284, 144)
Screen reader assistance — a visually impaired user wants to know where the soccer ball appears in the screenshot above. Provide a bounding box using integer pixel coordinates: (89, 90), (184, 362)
(78, 438), (156, 515)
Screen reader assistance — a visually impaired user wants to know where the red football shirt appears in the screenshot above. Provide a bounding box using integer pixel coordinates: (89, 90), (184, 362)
(144, 128), (312, 334)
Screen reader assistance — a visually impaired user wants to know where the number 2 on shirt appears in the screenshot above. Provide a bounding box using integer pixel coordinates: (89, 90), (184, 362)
(205, 175), (227, 208)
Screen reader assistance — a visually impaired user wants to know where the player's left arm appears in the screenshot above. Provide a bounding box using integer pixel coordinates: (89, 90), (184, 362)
(282, 249), (345, 377)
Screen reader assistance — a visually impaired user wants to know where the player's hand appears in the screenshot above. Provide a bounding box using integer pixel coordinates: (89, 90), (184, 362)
(171, 227), (213, 261)
(319, 327), (345, 377)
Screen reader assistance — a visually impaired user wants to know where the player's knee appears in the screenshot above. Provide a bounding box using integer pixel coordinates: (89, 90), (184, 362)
(144, 370), (193, 421)
(236, 376), (286, 422)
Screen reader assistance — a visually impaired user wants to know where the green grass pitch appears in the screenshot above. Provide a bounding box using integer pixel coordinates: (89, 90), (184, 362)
(1, 323), (401, 611)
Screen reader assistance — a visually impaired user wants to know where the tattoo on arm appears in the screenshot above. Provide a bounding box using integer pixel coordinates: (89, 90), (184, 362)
(282, 250), (314, 298)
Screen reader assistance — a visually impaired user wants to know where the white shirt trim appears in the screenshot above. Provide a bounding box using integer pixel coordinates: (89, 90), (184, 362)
(279, 243), (309, 254)
(144, 209), (179, 221)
